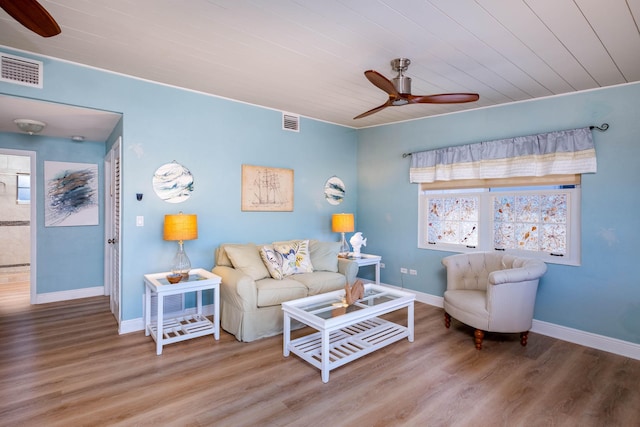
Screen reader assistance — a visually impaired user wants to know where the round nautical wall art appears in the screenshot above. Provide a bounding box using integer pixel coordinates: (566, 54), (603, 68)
(152, 161), (194, 203)
(324, 176), (345, 205)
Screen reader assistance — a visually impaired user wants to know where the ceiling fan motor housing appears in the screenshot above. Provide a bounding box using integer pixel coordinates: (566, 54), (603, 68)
(392, 75), (411, 95)
(391, 58), (412, 94)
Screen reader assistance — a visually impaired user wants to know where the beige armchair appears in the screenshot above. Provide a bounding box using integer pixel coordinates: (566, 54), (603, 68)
(441, 252), (547, 350)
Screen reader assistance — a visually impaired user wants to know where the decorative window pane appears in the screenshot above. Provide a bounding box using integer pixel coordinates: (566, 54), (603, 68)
(419, 186), (579, 266)
(425, 196), (478, 246)
(492, 192), (569, 255)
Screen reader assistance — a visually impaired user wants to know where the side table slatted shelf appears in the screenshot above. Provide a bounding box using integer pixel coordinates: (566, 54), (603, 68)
(148, 314), (214, 344)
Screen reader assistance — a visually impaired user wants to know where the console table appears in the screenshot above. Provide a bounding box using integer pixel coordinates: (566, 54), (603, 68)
(144, 268), (221, 355)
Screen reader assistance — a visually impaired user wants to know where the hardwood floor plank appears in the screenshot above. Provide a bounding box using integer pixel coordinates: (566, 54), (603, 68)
(1, 282), (639, 426)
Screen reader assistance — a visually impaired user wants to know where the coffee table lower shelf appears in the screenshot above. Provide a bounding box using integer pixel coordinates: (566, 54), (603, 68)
(287, 317), (409, 376)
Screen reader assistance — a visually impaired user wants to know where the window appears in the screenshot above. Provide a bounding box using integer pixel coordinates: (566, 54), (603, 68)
(16, 173), (30, 204)
(418, 184), (581, 266)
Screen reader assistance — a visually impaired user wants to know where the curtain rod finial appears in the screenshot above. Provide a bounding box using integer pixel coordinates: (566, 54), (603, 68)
(590, 123), (609, 132)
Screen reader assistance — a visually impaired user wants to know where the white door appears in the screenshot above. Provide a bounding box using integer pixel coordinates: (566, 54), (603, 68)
(104, 138), (122, 325)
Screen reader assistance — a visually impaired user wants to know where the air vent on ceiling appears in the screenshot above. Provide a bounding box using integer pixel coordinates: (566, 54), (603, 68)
(0, 53), (43, 88)
(282, 113), (300, 132)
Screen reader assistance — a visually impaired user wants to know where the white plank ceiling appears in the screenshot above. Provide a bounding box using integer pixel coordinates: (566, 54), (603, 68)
(0, 0), (639, 133)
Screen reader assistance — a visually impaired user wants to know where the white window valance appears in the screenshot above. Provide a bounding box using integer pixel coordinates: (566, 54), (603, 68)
(409, 127), (597, 184)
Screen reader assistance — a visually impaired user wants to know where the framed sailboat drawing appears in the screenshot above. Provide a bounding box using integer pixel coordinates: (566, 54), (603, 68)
(241, 165), (293, 212)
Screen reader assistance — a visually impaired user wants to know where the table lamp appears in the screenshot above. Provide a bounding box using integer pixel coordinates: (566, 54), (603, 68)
(332, 213), (354, 256)
(164, 212), (198, 280)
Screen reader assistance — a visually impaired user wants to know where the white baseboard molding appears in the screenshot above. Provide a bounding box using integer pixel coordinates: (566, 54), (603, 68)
(36, 286), (104, 304)
(530, 320), (640, 361)
(375, 280), (640, 361)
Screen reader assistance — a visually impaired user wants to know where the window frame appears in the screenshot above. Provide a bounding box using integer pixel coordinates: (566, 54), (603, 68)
(418, 184), (581, 266)
(16, 173), (30, 205)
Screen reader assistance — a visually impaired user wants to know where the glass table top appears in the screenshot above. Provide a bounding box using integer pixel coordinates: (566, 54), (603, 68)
(294, 288), (402, 320)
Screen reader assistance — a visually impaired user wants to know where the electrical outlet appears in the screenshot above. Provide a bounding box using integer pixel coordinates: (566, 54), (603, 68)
(380, 263), (385, 268)
(400, 267), (408, 274)
(409, 269), (417, 275)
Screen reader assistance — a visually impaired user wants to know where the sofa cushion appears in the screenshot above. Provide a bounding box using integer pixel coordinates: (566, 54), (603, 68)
(259, 245), (285, 280)
(215, 245), (233, 267)
(256, 277), (309, 307)
(309, 240), (340, 272)
(273, 240), (314, 276)
(224, 244), (270, 281)
(291, 271), (346, 295)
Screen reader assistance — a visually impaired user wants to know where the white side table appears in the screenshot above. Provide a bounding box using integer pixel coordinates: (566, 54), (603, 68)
(144, 268), (221, 355)
(349, 253), (382, 285)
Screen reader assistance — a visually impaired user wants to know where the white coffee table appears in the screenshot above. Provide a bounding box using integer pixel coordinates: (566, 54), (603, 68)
(282, 284), (415, 383)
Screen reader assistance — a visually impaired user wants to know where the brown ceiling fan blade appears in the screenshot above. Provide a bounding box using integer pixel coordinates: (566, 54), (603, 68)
(408, 93), (480, 104)
(353, 100), (393, 119)
(0, 0), (61, 37)
(364, 70), (400, 96)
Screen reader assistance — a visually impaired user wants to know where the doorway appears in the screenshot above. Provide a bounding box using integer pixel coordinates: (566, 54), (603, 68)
(0, 149), (36, 304)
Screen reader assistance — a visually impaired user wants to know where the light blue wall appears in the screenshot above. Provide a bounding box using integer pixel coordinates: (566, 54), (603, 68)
(0, 48), (358, 321)
(357, 82), (640, 344)
(2, 46), (638, 346)
(0, 132), (105, 292)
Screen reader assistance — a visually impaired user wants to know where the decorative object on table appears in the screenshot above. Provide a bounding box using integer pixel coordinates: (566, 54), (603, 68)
(166, 273), (182, 284)
(241, 164), (294, 211)
(44, 161), (99, 227)
(332, 213), (354, 257)
(349, 232), (367, 258)
(164, 212), (198, 280)
(153, 161), (194, 203)
(345, 280), (365, 305)
(324, 176), (345, 205)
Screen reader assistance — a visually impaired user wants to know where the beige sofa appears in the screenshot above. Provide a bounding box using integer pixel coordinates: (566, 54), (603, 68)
(212, 239), (359, 342)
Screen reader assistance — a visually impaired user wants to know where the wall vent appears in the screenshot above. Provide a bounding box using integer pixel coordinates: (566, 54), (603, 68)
(282, 113), (300, 132)
(0, 53), (43, 88)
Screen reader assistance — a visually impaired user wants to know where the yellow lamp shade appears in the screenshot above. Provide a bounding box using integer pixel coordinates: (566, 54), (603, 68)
(164, 213), (198, 241)
(332, 213), (354, 233)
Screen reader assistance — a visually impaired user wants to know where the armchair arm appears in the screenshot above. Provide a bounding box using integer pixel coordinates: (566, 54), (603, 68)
(212, 265), (257, 310)
(489, 260), (547, 285)
(338, 258), (359, 284)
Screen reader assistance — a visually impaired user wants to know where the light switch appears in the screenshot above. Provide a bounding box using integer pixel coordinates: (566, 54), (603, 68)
(136, 216), (144, 227)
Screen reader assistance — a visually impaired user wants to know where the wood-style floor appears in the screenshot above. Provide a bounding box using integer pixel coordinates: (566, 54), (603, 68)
(1, 277), (639, 427)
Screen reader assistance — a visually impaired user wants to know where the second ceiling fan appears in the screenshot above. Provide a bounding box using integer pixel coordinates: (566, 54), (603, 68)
(354, 58), (479, 119)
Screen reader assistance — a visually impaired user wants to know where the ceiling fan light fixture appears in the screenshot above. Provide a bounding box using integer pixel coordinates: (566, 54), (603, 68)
(14, 118), (46, 135)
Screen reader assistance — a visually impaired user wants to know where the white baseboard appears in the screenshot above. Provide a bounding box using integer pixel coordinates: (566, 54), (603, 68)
(35, 286), (104, 304)
(377, 281), (640, 361)
(530, 320), (640, 361)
